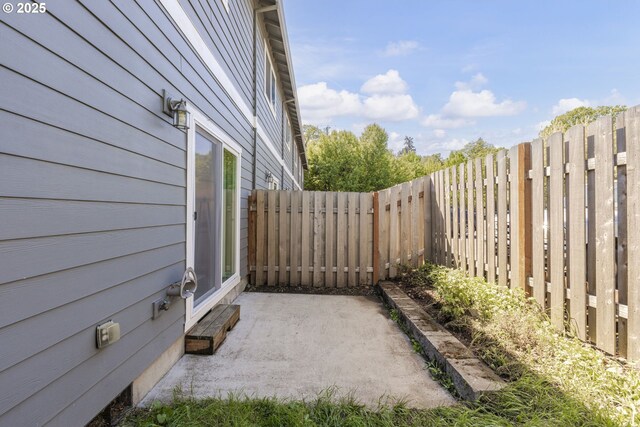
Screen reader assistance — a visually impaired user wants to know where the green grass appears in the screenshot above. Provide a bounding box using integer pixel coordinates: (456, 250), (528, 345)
(124, 263), (638, 426)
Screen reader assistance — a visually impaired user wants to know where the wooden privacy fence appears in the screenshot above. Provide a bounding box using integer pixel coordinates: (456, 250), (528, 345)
(249, 191), (375, 287)
(248, 182), (430, 288)
(249, 106), (639, 360)
(430, 106), (640, 360)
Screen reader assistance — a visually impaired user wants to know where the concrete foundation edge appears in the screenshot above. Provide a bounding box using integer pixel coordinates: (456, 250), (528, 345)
(132, 277), (248, 405)
(377, 281), (505, 401)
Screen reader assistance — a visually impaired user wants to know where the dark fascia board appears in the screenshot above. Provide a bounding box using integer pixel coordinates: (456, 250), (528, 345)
(260, 1), (308, 169)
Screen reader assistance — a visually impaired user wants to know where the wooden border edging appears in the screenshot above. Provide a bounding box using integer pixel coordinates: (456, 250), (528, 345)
(377, 282), (505, 400)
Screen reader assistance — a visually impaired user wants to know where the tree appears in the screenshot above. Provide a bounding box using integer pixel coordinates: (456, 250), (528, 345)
(304, 130), (360, 191)
(444, 138), (501, 168)
(357, 124), (394, 191)
(539, 105), (627, 138)
(303, 125), (395, 192)
(302, 124), (323, 145)
(399, 136), (416, 155)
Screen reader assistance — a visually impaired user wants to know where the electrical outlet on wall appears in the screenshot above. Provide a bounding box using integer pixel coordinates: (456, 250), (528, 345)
(96, 320), (120, 349)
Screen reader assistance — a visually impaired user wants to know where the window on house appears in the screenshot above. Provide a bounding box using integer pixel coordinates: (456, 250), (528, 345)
(264, 49), (277, 112)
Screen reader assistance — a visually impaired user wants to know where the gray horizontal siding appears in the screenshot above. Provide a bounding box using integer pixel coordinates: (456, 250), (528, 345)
(0, 244), (185, 329)
(0, 153), (184, 204)
(178, 0), (253, 106)
(0, 0), (301, 423)
(0, 198), (185, 241)
(0, 262), (184, 418)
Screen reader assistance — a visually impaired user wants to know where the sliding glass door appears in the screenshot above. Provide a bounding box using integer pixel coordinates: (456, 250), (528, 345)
(185, 113), (241, 330)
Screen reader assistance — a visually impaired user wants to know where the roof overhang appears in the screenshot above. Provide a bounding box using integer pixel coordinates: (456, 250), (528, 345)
(256, 0), (308, 169)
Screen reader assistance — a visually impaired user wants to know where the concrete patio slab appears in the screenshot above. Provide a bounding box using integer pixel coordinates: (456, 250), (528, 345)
(140, 292), (456, 409)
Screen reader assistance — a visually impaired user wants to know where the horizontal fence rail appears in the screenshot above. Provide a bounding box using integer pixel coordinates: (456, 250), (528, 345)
(248, 105), (639, 360)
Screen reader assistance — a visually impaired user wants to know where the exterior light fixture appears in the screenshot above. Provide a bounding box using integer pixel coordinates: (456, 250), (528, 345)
(162, 89), (190, 130)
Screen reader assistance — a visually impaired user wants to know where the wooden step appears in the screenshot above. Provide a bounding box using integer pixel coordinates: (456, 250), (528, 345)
(185, 304), (240, 355)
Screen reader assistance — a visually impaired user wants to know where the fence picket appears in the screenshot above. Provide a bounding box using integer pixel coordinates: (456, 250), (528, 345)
(593, 117), (616, 354)
(497, 150), (507, 286)
(475, 158), (485, 279)
(439, 170), (446, 264)
(401, 182), (411, 266)
(548, 132), (565, 328)
(626, 107), (640, 360)
(444, 169), (451, 267)
(290, 191), (300, 285)
(268, 191), (277, 286)
(459, 164), (467, 273)
(301, 191), (311, 286)
(424, 176), (432, 262)
(486, 154), (496, 283)
(255, 190), (265, 286)
(467, 160), (476, 277)
(586, 125), (597, 342)
(360, 192), (369, 285)
(412, 178), (422, 266)
(531, 138), (545, 307)
(336, 192), (347, 288)
(279, 191), (288, 285)
(451, 167), (459, 268)
(348, 192), (358, 286)
(325, 192), (335, 287)
(567, 125), (587, 340)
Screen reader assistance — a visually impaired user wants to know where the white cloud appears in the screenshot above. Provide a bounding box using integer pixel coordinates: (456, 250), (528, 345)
(362, 94), (419, 121)
(297, 82), (361, 123)
(421, 114), (473, 129)
(454, 73), (488, 90)
(433, 129), (446, 138)
(442, 89), (526, 117)
(298, 71), (419, 124)
(551, 98), (590, 116)
(382, 40), (419, 57)
(361, 70), (408, 95)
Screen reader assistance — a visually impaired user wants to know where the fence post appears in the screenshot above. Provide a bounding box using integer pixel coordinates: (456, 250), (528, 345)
(512, 143), (532, 291)
(372, 192), (380, 285)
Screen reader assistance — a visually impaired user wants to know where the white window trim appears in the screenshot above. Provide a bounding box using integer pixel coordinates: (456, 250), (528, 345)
(185, 106), (242, 332)
(263, 40), (277, 117)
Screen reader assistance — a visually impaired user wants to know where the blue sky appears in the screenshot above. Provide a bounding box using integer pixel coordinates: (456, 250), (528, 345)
(283, 0), (640, 155)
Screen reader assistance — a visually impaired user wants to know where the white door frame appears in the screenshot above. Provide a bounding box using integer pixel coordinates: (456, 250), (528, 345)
(184, 106), (242, 332)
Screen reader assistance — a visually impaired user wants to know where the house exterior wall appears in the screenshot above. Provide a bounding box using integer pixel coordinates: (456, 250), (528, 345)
(0, 0), (303, 425)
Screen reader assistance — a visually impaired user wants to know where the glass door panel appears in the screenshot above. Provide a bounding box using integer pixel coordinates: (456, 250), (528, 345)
(223, 149), (237, 280)
(193, 131), (220, 303)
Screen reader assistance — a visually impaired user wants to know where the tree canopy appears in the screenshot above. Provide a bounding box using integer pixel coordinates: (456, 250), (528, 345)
(303, 124), (502, 192)
(539, 105), (627, 138)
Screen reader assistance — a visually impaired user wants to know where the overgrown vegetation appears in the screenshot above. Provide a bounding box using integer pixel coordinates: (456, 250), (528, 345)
(399, 263), (640, 426)
(125, 264), (638, 426)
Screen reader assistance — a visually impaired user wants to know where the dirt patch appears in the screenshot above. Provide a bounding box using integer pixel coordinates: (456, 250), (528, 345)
(245, 284), (377, 297)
